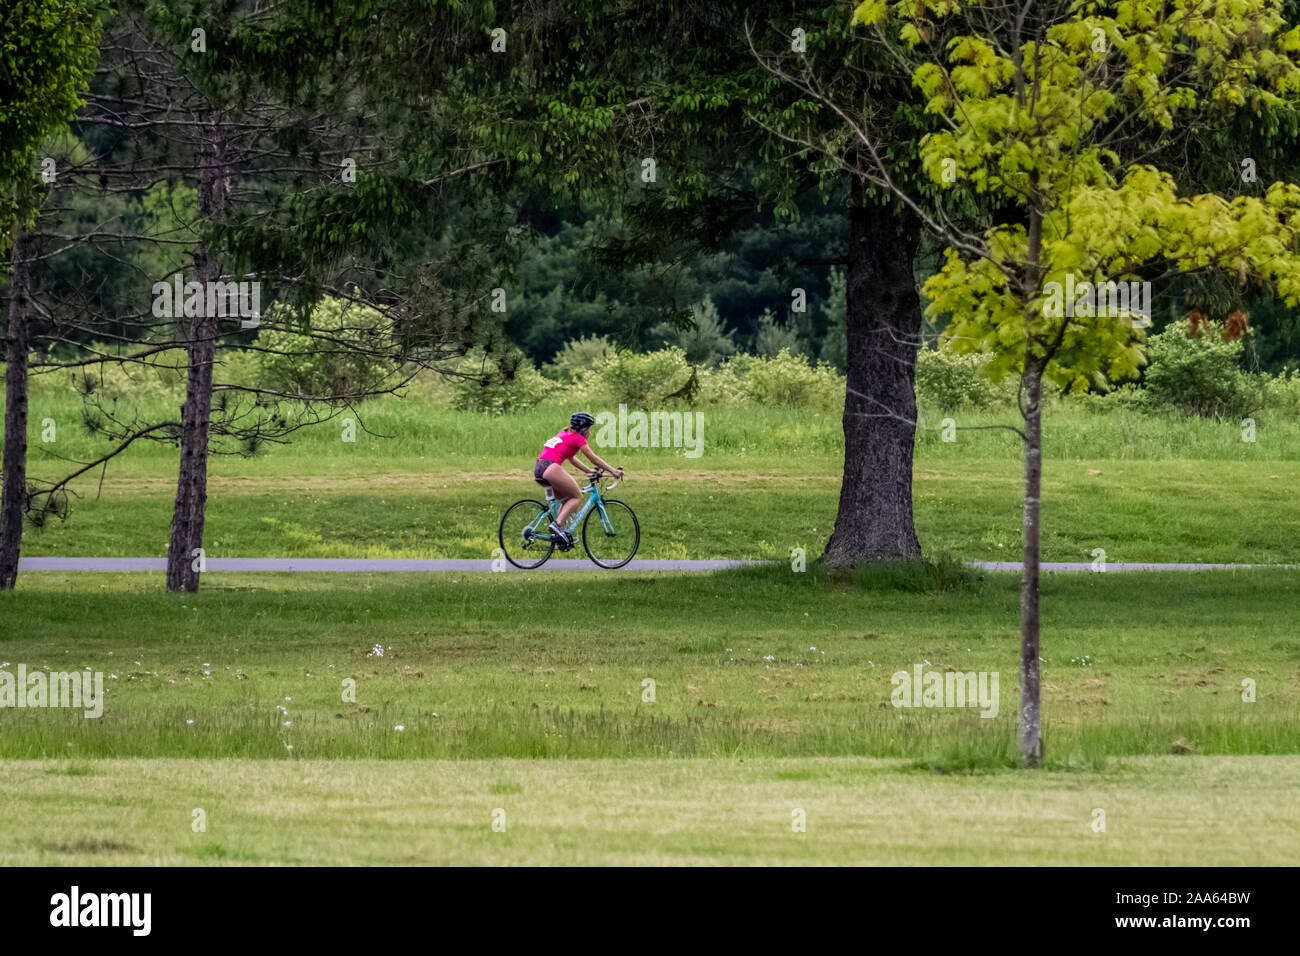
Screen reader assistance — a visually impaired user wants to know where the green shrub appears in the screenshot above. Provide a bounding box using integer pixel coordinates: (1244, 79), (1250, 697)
(915, 344), (1010, 410)
(709, 349), (843, 411)
(215, 347), (263, 388)
(1082, 381), (1148, 413)
(1259, 366), (1300, 419)
(27, 344), (185, 403)
(1142, 320), (1259, 419)
(451, 350), (556, 414)
(255, 297), (399, 401)
(570, 347), (696, 406)
(541, 334), (617, 382)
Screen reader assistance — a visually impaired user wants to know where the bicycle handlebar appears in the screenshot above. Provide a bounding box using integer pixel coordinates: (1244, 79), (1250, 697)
(589, 466), (624, 490)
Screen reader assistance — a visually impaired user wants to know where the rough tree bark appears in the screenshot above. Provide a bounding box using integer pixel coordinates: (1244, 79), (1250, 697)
(165, 120), (230, 592)
(822, 177), (923, 566)
(1018, 364), (1044, 767)
(0, 233), (33, 590)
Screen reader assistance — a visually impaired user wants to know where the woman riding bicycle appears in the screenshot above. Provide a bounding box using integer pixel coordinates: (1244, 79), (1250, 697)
(535, 412), (624, 550)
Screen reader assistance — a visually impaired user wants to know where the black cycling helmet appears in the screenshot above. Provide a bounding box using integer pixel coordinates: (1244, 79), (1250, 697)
(570, 412), (596, 430)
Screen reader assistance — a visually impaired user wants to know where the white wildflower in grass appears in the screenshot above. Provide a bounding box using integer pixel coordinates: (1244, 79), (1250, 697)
(367, 644), (384, 657)
(763, 655), (775, 662)
(395, 724), (406, 732)
(283, 721), (292, 727)
(186, 719), (194, 725)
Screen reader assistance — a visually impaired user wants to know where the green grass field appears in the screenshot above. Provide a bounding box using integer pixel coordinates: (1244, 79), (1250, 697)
(16, 395), (1300, 563)
(2, 566), (1298, 760)
(3, 394), (1298, 864)
(4, 755), (1295, 865)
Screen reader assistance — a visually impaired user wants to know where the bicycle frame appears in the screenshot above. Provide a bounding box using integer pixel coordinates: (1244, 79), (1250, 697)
(530, 478), (618, 543)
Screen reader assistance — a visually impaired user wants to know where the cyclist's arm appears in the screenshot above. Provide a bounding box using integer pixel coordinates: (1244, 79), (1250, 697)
(579, 446), (622, 476)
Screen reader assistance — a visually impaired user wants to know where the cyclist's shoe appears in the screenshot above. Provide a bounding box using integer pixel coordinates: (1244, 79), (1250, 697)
(548, 522), (574, 551)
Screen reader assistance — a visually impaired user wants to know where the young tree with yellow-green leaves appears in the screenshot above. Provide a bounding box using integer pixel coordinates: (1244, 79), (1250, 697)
(770, 0), (1300, 765)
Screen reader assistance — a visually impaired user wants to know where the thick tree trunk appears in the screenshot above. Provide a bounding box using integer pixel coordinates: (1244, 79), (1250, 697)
(0, 234), (32, 590)
(823, 179), (922, 566)
(165, 121), (230, 592)
(1018, 367), (1044, 767)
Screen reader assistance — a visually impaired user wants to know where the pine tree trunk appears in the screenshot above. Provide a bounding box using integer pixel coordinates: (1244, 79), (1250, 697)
(0, 233), (32, 590)
(1018, 367), (1044, 767)
(165, 121), (230, 592)
(823, 179), (923, 566)
(164, 305), (217, 592)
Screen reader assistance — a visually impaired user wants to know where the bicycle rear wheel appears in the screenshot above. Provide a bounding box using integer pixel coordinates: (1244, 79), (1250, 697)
(499, 499), (555, 569)
(582, 499), (640, 569)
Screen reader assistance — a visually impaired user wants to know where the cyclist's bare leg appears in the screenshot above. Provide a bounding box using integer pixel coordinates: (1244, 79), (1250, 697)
(543, 463), (582, 527)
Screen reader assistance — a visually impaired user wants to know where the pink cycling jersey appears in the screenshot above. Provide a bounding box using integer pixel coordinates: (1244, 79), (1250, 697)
(538, 429), (587, 465)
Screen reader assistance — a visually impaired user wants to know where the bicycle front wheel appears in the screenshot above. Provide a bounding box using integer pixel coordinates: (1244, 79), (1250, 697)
(582, 499), (640, 569)
(499, 499), (555, 569)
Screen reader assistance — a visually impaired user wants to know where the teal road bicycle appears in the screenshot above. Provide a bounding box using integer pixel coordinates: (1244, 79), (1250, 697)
(498, 469), (640, 569)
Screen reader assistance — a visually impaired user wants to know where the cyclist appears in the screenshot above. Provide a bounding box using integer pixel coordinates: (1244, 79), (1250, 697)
(535, 412), (624, 550)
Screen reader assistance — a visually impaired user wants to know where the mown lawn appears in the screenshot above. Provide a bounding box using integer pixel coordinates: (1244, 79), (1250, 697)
(1, 755), (1295, 865)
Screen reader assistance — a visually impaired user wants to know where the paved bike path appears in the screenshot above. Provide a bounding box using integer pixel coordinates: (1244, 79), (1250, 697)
(17, 557), (1297, 572)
